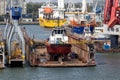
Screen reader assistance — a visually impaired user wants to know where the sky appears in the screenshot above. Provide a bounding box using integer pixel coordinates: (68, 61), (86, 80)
(26, 0), (92, 3)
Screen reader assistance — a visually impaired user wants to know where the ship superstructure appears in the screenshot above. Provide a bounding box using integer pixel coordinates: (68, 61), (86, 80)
(38, 0), (66, 28)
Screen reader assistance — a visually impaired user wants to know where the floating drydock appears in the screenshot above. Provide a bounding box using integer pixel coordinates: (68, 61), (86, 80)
(28, 27), (96, 67)
(28, 41), (96, 67)
(0, 0), (96, 68)
(0, 25), (96, 68)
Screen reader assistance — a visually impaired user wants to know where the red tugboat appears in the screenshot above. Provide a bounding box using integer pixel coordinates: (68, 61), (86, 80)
(46, 27), (71, 61)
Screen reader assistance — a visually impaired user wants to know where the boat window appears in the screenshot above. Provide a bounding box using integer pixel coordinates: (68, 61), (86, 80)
(53, 29), (66, 34)
(64, 30), (66, 33)
(54, 30), (57, 34)
(58, 30), (61, 34)
(63, 30), (66, 34)
(85, 29), (89, 31)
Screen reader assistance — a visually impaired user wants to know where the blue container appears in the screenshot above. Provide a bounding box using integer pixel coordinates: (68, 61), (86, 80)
(72, 27), (84, 34)
(11, 7), (22, 20)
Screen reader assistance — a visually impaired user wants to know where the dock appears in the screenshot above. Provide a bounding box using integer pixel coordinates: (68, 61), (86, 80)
(0, 21), (39, 25)
(94, 40), (120, 53)
(27, 26), (96, 67)
(27, 41), (96, 67)
(37, 61), (96, 67)
(0, 2), (96, 68)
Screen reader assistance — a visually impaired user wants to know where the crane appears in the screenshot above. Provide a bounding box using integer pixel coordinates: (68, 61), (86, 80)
(4, 0), (25, 66)
(104, 0), (120, 28)
(99, 0), (120, 49)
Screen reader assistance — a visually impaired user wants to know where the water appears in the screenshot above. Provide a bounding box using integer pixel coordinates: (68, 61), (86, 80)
(0, 25), (120, 80)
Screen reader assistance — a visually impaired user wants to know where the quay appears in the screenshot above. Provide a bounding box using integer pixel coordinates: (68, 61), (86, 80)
(94, 39), (120, 53)
(0, 21), (39, 25)
(19, 21), (39, 25)
(37, 61), (96, 67)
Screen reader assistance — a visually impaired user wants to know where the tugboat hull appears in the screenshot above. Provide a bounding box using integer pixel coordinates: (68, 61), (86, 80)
(47, 44), (71, 54)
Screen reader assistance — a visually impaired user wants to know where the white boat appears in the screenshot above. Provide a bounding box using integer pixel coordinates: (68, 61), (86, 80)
(46, 27), (71, 55)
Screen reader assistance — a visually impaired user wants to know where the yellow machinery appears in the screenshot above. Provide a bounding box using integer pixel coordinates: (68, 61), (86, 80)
(0, 42), (5, 68)
(8, 42), (25, 66)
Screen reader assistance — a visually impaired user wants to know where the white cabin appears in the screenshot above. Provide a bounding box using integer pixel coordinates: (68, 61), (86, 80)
(49, 28), (68, 44)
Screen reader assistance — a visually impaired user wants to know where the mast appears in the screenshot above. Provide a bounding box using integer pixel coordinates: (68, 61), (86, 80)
(82, 0), (87, 13)
(81, 0), (87, 19)
(58, 0), (64, 9)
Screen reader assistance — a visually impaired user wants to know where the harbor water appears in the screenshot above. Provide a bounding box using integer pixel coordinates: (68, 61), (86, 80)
(0, 25), (120, 80)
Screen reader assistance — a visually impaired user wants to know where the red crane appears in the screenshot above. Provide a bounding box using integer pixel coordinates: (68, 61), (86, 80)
(104, 0), (120, 28)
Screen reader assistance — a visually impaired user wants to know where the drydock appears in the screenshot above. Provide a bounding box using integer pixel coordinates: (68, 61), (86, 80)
(0, 0), (96, 68)
(1, 0), (120, 68)
(27, 40), (96, 67)
(8, 0), (120, 68)
(28, 28), (96, 67)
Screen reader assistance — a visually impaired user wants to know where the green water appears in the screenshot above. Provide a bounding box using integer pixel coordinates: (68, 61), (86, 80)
(0, 25), (120, 80)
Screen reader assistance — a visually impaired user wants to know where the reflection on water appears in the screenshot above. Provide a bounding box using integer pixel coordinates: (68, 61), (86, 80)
(0, 25), (120, 80)
(24, 25), (52, 40)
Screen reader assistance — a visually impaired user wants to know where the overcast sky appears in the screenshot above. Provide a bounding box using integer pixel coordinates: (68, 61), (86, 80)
(26, 0), (92, 3)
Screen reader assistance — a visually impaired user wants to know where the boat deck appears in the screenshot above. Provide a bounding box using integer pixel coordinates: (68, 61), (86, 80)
(29, 39), (96, 67)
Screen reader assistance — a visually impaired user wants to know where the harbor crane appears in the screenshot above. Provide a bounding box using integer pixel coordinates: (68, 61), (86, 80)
(100, 0), (120, 48)
(4, 0), (25, 66)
